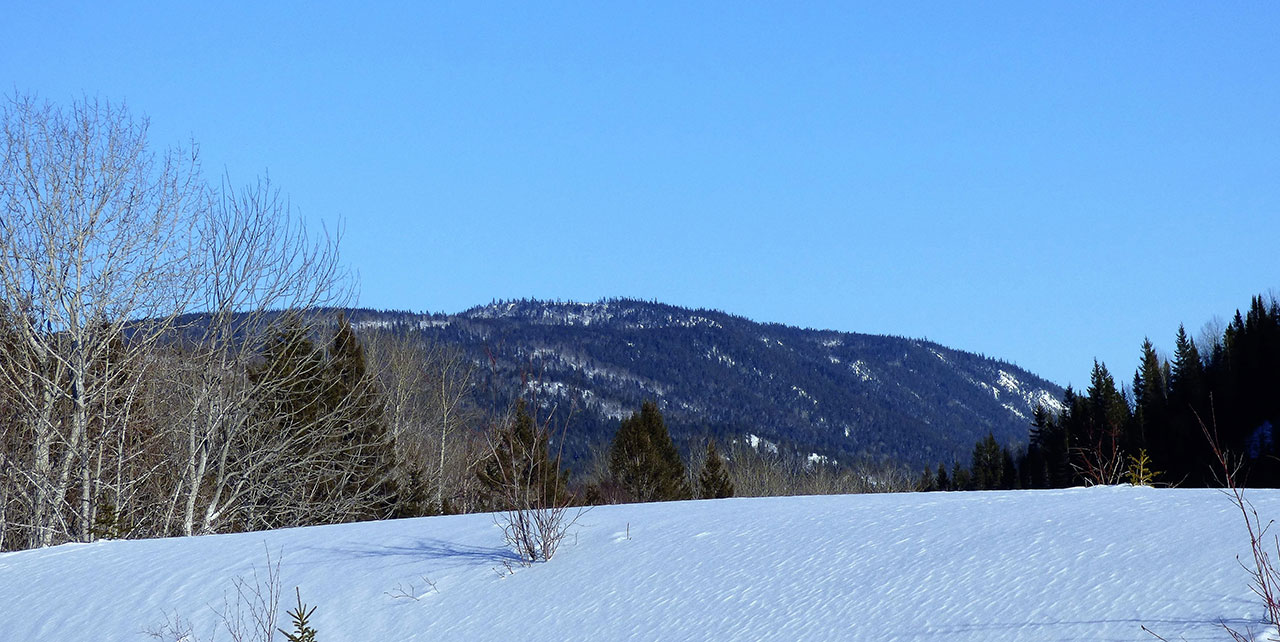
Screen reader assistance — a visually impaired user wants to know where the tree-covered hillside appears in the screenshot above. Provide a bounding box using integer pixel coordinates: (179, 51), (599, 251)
(345, 299), (1064, 469)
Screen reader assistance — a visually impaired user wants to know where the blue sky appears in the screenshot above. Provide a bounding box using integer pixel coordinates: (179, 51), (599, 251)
(6, 2), (1278, 388)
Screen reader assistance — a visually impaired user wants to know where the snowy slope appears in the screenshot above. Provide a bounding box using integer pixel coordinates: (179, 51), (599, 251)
(1, 486), (1275, 641)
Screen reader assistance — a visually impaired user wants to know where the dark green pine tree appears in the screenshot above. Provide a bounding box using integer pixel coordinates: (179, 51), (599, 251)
(935, 464), (950, 491)
(999, 446), (1018, 490)
(1132, 338), (1171, 473)
(1087, 360), (1133, 448)
(252, 322), (328, 431)
(917, 465), (936, 492)
(950, 461), (972, 491)
(1067, 360), (1132, 484)
(323, 314), (397, 520)
(609, 401), (692, 502)
(1018, 438), (1047, 489)
(1168, 324), (1208, 485)
(970, 432), (1003, 490)
(279, 589), (318, 642)
(477, 400), (568, 510)
(245, 322), (330, 525)
(696, 441), (734, 499)
(1038, 402), (1071, 488)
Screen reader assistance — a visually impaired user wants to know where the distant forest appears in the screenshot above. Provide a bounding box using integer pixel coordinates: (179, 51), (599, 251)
(932, 294), (1280, 491)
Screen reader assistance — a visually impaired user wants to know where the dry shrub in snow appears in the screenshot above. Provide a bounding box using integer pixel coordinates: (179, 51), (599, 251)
(479, 400), (584, 564)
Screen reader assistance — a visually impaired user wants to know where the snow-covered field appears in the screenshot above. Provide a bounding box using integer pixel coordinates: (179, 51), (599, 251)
(2, 486), (1276, 641)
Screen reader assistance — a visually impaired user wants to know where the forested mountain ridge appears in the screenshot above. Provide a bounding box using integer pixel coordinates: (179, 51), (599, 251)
(346, 299), (1064, 469)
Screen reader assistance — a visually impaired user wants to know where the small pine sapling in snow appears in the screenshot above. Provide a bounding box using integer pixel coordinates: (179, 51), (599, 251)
(278, 588), (318, 642)
(1124, 449), (1161, 487)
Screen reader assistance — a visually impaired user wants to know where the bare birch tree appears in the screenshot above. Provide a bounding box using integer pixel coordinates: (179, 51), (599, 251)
(364, 330), (479, 513)
(0, 94), (202, 547)
(157, 176), (354, 536)
(0, 91), (411, 550)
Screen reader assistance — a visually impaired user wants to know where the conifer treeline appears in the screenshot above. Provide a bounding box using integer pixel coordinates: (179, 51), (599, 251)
(927, 294), (1280, 490)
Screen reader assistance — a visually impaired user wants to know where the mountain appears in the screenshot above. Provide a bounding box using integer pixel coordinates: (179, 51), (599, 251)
(1, 487), (1268, 641)
(347, 299), (1064, 470)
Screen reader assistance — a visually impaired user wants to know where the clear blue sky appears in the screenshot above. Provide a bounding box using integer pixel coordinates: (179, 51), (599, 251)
(6, 2), (1278, 388)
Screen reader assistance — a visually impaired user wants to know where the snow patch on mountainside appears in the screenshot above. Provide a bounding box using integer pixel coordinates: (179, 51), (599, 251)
(968, 369), (1064, 422)
(744, 433), (780, 454)
(850, 360), (874, 383)
(707, 346), (737, 367)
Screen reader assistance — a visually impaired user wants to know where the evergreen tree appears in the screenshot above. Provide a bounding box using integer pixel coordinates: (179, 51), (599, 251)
(1024, 404), (1059, 488)
(999, 446), (1018, 490)
(935, 464), (950, 491)
(1169, 324), (1208, 485)
(696, 441), (734, 499)
(950, 461), (971, 491)
(243, 322), (330, 526)
(970, 433), (1003, 490)
(1058, 386), (1089, 485)
(1133, 338), (1172, 473)
(391, 461), (434, 518)
(279, 589), (318, 642)
(1018, 440), (1046, 489)
(1087, 360), (1132, 449)
(917, 465), (936, 492)
(1065, 361), (1132, 484)
(477, 400), (568, 510)
(1170, 324), (1205, 408)
(323, 314), (396, 520)
(608, 401), (691, 502)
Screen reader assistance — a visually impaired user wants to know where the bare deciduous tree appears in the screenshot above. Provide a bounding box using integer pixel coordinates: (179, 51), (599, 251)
(158, 175), (353, 536)
(0, 93), (372, 548)
(0, 94), (202, 547)
(722, 441), (914, 498)
(364, 330), (480, 513)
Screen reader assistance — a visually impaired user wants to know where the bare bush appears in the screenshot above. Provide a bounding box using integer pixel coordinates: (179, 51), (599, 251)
(1070, 428), (1126, 487)
(219, 549), (284, 642)
(481, 401), (584, 564)
(147, 547), (317, 642)
(1200, 412), (1280, 640)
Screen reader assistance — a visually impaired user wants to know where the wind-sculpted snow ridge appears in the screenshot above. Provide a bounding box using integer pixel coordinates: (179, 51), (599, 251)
(3, 487), (1270, 641)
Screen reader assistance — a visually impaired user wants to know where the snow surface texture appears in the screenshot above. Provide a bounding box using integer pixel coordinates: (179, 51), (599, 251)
(1, 486), (1276, 641)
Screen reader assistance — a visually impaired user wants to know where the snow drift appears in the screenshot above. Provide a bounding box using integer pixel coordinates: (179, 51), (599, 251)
(1, 486), (1274, 641)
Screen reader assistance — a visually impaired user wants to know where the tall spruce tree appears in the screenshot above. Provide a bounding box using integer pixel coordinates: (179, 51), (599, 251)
(1133, 338), (1171, 472)
(697, 441), (734, 499)
(244, 322), (329, 526)
(1059, 386), (1092, 486)
(323, 314), (396, 520)
(477, 400), (567, 510)
(1169, 324), (1208, 485)
(608, 401), (691, 502)
(950, 461), (971, 491)
(971, 433), (1003, 490)
(242, 317), (397, 528)
(999, 446), (1018, 490)
(1030, 402), (1069, 488)
(1067, 361), (1132, 484)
